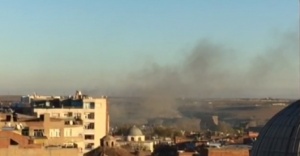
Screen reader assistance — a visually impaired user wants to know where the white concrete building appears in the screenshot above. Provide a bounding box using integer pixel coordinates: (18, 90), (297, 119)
(127, 125), (145, 142)
(118, 126), (154, 152)
(25, 91), (109, 153)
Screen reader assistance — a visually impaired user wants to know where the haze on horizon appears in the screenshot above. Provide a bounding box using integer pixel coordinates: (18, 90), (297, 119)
(0, 1), (299, 99)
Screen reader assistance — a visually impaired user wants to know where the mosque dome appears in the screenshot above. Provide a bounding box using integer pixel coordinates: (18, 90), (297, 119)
(251, 100), (300, 156)
(128, 125), (143, 136)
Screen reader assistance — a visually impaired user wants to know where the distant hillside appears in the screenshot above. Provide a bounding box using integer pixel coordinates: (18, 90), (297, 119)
(0, 95), (21, 103)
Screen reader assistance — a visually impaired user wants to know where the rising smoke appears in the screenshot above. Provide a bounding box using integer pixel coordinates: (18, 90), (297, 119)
(107, 32), (299, 125)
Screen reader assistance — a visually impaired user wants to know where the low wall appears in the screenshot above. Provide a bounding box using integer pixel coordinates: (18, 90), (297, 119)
(207, 148), (250, 156)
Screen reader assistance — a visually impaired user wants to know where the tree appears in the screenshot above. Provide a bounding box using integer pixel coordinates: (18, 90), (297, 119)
(216, 122), (235, 133)
(113, 125), (131, 135)
(153, 127), (174, 137)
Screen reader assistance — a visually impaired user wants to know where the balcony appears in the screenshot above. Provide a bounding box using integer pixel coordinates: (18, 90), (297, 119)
(64, 118), (83, 126)
(84, 129), (95, 134)
(84, 113), (95, 122)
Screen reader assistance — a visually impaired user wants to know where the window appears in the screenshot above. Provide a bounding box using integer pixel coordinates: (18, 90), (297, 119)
(74, 113), (81, 119)
(49, 129), (60, 137)
(89, 102), (95, 109)
(33, 129), (44, 137)
(56, 131), (60, 137)
(22, 128), (29, 136)
(86, 113), (95, 119)
(45, 101), (50, 107)
(71, 101), (83, 108)
(84, 135), (94, 140)
(64, 128), (73, 137)
(85, 123), (95, 129)
(84, 102), (95, 109)
(67, 112), (73, 117)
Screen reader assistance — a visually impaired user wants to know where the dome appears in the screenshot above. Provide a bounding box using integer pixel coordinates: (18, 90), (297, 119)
(128, 126), (143, 136)
(251, 100), (300, 156)
(101, 135), (115, 141)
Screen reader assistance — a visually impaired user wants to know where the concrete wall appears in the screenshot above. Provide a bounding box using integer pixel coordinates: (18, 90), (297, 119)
(0, 146), (82, 156)
(0, 137), (9, 148)
(0, 131), (30, 148)
(206, 148), (250, 156)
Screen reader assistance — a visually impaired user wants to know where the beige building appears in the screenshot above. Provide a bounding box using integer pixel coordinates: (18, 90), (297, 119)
(21, 91), (109, 153)
(0, 112), (84, 150)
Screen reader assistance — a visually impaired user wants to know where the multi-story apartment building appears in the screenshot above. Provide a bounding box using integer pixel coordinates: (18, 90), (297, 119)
(0, 112), (84, 152)
(19, 91), (109, 153)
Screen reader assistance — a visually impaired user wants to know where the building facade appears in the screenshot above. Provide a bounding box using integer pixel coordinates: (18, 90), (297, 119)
(0, 112), (84, 150)
(21, 91), (109, 153)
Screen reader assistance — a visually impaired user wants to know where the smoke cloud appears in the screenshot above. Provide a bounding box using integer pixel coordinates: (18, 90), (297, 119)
(106, 32), (299, 125)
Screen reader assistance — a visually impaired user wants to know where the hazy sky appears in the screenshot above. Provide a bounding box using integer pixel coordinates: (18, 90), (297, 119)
(0, 1), (298, 97)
